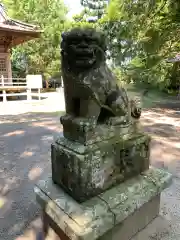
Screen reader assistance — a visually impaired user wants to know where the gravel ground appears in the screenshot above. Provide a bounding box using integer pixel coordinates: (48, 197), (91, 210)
(0, 93), (179, 240)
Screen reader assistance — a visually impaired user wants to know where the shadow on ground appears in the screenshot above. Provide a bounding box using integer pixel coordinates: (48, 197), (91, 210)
(142, 105), (180, 178)
(0, 112), (64, 239)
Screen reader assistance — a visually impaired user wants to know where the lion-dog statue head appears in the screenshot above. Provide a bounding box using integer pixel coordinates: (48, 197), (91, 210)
(61, 27), (107, 73)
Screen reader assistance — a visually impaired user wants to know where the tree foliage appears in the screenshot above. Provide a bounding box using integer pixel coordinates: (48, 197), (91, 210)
(2, 0), (68, 79)
(98, 0), (180, 91)
(2, 0), (180, 91)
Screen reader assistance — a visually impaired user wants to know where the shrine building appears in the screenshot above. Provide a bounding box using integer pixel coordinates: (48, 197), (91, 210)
(0, 3), (41, 82)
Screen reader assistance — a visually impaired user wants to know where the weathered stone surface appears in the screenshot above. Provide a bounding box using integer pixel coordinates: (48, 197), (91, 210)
(35, 167), (172, 240)
(52, 133), (150, 202)
(99, 194), (160, 240)
(99, 167), (172, 225)
(61, 114), (142, 145)
(60, 27), (141, 138)
(35, 181), (114, 240)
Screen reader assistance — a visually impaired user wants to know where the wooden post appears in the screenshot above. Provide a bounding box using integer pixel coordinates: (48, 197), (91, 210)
(27, 88), (31, 101)
(38, 88), (41, 100)
(2, 90), (7, 102)
(1, 75), (4, 86)
(7, 50), (12, 81)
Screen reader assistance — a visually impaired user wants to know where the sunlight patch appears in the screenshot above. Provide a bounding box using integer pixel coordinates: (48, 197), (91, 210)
(28, 166), (43, 181)
(0, 197), (5, 208)
(20, 151), (34, 157)
(4, 130), (25, 137)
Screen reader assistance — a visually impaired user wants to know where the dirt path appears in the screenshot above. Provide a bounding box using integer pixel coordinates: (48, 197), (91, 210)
(0, 103), (179, 239)
(134, 105), (180, 240)
(143, 107), (180, 177)
(0, 112), (61, 240)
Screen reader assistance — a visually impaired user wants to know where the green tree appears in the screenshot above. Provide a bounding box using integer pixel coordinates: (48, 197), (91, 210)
(2, 0), (69, 79)
(99, 0), (180, 91)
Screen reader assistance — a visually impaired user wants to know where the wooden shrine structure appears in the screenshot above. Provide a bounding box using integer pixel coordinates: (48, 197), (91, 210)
(0, 3), (41, 82)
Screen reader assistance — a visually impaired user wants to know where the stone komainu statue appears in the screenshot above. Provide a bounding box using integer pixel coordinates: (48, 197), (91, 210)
(60, 27), (141, 127)
(51, 27), (150, 203)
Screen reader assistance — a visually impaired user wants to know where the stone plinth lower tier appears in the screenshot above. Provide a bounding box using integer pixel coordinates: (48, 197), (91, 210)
(51, 133), (150, 202)
(34, 167), (172, 240)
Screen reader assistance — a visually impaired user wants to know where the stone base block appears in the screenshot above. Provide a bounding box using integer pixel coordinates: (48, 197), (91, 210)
(34, 167), (172, 240)
(99, 195), (160, 240)
(60, 114), (141, 145)
(51, 133), (150, 202)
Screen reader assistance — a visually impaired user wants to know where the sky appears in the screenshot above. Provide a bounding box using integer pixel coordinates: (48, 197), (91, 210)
(64, 0), (83, 18)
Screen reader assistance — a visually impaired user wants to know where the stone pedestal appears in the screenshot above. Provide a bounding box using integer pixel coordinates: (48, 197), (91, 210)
(51, 131), (150, 202)
(34, 167), (172, 240)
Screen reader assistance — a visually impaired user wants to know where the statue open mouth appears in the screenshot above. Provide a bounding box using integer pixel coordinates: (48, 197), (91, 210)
(66, 47), (96, 67)
(71, 47), (94, 58)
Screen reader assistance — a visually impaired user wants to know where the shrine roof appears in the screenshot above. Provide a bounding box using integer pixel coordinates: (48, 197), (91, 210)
(0, 3), (41, 46)
(0, 19), (41, 35)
